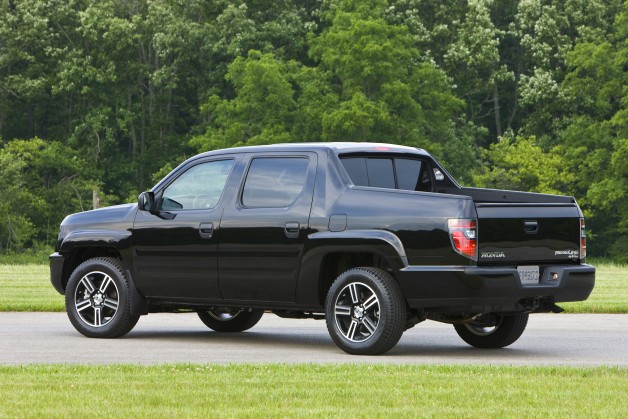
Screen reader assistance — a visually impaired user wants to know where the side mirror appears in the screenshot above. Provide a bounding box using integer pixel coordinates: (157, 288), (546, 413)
(138, 191), (155, 211)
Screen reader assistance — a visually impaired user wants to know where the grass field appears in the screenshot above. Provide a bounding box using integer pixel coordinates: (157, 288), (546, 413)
(561, 262), (628, 313)
(0, 364), (626, 417)
(0, 264), (61, 311)
(0, 261), (625, 313)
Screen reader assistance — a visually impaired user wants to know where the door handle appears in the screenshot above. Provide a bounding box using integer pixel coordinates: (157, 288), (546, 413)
(199, 222), (214, 239)
(285, 222), (300, 238)
(524, 221), (538, 234)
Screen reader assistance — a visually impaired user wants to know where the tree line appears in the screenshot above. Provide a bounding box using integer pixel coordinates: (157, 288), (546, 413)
(0, 0), (626, 260)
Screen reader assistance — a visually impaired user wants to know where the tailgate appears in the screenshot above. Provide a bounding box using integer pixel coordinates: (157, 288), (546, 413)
(476, 203), (582, 265)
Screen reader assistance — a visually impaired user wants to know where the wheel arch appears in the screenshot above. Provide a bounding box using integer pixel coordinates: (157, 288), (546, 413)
(60, 246), (125, 292)
(297, 230), (409, 307)
(60, 248), (148, 316)
(58, 229), (133, 292)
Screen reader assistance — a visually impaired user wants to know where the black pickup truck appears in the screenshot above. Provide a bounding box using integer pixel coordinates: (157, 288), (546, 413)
(50, 143), (595, 355)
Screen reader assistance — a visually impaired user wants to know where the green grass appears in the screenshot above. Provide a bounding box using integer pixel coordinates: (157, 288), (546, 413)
(562, 261), (628, 313)
(0, 262), (626, 313)
(0, 263), (62, 311)
(0, 364), (626, 417)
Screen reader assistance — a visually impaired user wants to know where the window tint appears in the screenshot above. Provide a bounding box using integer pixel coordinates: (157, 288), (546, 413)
(341, 158), (368, 186)
(395, 159), (421, 190)
(160, 159), (234, 211)
(340, 156), (431, 192)
(242, 157), (309, 208)
(366, 158), (395, 189)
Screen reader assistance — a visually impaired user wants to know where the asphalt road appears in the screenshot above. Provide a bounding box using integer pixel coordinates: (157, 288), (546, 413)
(1, 312), (627, 366)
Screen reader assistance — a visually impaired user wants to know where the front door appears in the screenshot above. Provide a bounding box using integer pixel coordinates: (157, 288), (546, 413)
(132, 157), (237, 300)
(218, 152), (317, 303)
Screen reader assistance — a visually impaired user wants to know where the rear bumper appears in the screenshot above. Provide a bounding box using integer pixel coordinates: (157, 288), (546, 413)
(49, 252), (65, 295)
(397, 263), (595, 313)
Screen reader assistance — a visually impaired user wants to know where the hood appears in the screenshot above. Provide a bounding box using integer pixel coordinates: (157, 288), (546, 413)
(56, 203), (138, 250)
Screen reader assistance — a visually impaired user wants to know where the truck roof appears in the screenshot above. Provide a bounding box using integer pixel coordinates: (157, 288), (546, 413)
(194, 142), (430, 159)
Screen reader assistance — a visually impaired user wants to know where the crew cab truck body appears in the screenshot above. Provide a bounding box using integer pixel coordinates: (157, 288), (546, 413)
(50, 143), (595, 355)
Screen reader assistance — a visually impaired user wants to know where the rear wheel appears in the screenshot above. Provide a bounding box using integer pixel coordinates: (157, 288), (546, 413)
(197, 308), (264, 332)
(454, 313), (529, 348)
(325, 267), (406, 355)
(65, 257), (139, 338)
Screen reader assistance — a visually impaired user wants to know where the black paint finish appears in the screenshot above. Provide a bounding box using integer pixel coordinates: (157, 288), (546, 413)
(50, 142), (594, 315)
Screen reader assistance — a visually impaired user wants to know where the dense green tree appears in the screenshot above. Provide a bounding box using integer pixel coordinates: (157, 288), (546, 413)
(0, 138), (90, 251)
(0, 146), (36, 252)
(192, 50), (297, 150)
(555, 3), (627, 260)
(0, 0), (625, 258)
(473, 135), (575, 195)
(309, 0), (464, 151)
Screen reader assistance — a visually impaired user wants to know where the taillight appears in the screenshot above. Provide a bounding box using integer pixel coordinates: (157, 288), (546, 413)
(580, 218), (586, 259)
(448, 219), (477, 260)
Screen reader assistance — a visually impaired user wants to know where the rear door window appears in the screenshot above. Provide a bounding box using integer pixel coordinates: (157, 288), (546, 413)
(242, 157), (309, 208)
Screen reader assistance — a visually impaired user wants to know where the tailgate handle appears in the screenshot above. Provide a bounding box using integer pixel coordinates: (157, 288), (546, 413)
(524, 221), (538, 234)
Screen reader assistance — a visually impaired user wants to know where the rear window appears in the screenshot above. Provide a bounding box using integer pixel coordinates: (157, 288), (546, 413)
(341, 157), (432, 192)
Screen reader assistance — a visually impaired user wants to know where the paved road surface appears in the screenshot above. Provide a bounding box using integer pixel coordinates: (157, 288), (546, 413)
(1, 313), (626, 366)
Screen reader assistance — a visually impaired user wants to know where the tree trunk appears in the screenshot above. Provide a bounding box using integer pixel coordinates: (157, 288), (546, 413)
(493, 84), (502, 138)
(92, 188), (100, 209)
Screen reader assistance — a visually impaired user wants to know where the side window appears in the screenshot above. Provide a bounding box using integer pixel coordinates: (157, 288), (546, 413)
(242, 157), (309, 208)
(341, 158), (368, 186)
(366, 158), (395, 189)
(395, 158), (431, 192)
(395, 158), (421, 190)
(160, 159), (234, 210)
(340, 156), (432, 192)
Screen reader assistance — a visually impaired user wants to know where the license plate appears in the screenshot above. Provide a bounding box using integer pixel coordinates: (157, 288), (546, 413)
(517, 266), (540, 285)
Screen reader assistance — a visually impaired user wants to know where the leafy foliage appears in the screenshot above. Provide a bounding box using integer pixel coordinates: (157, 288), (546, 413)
(0, 138), (90, 251)
(473, 135), (575, 195)
(0, 0), (625, 259)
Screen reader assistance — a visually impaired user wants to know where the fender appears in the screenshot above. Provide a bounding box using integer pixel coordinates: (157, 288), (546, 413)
(295, 229), (409, 307)
(306, 230), (409, 267)
(59, 229), (134, 280)
(60, 229), (132, 253)
(57, 230), (146, 314)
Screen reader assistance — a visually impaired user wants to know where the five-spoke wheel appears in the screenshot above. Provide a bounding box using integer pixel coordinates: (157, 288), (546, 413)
(65, 257), (139, 338)
(454, 312), (529, 348)
(73, 270), (120, 328)
(333, 282), (381, 342)
(325, 267), (406, 355)
(197, 307), (264, 332)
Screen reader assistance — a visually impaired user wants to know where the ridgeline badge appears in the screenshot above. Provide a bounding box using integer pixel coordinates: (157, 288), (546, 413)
(555, 250), (579, 258)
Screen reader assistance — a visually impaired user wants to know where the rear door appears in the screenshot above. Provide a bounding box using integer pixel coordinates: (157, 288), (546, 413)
(218, 152), (317, 303)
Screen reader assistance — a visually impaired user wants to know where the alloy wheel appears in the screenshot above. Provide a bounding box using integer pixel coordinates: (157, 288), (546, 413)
(73, 271), (120, 327)
(333, 282), (380, 342)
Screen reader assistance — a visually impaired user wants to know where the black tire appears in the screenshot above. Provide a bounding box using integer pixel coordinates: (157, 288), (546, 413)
(65, 257), (140, 338)
(325, 267), (406, 355)
(454, 312), (529, 348)
(197, 308), (264, 332)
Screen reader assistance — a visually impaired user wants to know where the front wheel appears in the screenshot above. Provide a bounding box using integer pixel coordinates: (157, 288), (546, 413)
(325, 267), (406, 355)
(65, 257), (139, 338)
(454, 313), (529, 348)
(197, 308), (264, 332)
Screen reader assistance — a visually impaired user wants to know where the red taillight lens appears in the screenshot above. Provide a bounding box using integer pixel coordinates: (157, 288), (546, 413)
(448, 219), (477, 260)
(580, 218), (586, 259)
